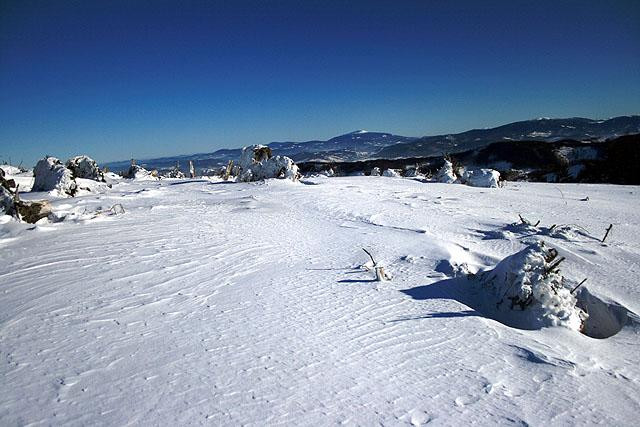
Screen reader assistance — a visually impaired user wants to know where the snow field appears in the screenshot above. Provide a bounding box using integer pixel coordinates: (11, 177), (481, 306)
(1, 176), (639, 425)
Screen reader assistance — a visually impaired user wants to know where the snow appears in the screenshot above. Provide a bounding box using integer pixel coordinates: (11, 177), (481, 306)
(0, 165), (22, 175)
(527, 131), (552, 138)
(1, 175), (639, 425)
(462, 168), (501, 188)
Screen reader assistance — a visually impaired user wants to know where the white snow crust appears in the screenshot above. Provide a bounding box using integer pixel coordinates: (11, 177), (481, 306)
(1, 175), (639, 425)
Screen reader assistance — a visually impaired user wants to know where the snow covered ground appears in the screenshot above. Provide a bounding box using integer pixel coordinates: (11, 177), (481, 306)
(1, 175), (639, 425)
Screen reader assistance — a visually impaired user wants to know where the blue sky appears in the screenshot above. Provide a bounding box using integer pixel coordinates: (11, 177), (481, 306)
(1, 0), (639, 166)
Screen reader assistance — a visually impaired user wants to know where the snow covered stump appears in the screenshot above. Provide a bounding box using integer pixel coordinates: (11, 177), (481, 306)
(237, 145), (300, 182)
(32, 156), (78, 196)
(474, 241), (587, 332)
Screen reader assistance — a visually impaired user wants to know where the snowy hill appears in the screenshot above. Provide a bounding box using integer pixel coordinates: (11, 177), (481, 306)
(376, 116), (640, 159)
(103, 116), (640, 173)
(1, 173), (639, 424)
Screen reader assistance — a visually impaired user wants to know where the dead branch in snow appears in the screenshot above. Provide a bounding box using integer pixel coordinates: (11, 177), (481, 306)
(362, 248), (390, 281)
(571, 278), (588, 294)
(518, 214), (540, 227)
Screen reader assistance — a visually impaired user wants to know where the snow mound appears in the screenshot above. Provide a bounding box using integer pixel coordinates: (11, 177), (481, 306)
(66, 156), (105, 182)
(462, 168), (501, 188)
(32, 157), (77, 197)
(475, 241), (587, 331)
(0, 164), (22, 175)
(382, 168), (400, 178)
(238, 145), (299, 182)
(436, 160), (457, 183)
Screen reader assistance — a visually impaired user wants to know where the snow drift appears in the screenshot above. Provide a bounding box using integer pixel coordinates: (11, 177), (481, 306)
(32, 156), (78, 196)
(474, 241), (587, 331)
(238, 145), (299, 182)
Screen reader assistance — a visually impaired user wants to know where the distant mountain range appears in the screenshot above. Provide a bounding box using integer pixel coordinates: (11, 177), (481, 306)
(104, 115), (640, 172)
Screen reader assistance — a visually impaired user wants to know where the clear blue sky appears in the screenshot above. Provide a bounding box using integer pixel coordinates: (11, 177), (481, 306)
(1, 0), (639, 166)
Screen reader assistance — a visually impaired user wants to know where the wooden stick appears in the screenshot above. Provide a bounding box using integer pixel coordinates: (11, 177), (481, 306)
(571, 278), (587, 294)
(362, 248), (376, 266)
(602, 224), (613, 243)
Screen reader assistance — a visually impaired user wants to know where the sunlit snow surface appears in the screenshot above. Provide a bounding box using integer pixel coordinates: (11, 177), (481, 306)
(1, 176), (639, 425)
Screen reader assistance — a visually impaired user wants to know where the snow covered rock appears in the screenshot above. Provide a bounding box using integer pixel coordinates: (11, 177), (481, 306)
(65, 156), (105, 182)
(436, 159), (457, 183)
(475, 241), (587, 331)
(238, 145), (299, 182)
(382, 168), (400, 178)
(370, 167), (381, 176)
(462, 168), (501, 188)
(124, 164), (158, 180)
(32, 157), (77, 196)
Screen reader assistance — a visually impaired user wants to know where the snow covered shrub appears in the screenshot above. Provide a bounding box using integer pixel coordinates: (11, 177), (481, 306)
(65, 156), (105, 182)
(0, 185), (17, 217)
(0, 168), (19, 218)
(382, 168), (400, 178)
(475, 241), (587, 331)
(404, 167), (423, 178)
(370, 167), (381, 176)
(166, 165), (186, 178)
(436, 159), (457, 183)
(32, 156), (77, 196)
(238, 145), (300, 182)
(461, 168), (501, 188)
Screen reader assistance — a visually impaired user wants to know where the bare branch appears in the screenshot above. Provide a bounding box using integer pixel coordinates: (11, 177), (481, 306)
(362, 248), (376, 266)
(570, 278), (587, 294)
